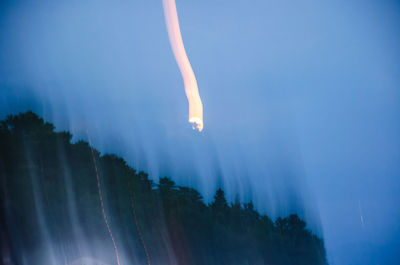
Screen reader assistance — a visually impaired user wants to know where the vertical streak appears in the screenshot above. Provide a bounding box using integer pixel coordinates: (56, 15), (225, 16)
(162, 0), (204, 131)
(127, 168), (151, 265)
(358, 200), (365, 227)
(87, 133), (121, 265)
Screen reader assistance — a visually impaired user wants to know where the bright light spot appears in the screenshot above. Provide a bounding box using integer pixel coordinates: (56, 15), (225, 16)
(189, 117), (203, 132)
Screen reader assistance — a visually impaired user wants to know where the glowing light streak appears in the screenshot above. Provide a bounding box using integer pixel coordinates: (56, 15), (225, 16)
(127, 168), (151, 265)
(162, 0), (204, 131)
(87, 132), (121, 265)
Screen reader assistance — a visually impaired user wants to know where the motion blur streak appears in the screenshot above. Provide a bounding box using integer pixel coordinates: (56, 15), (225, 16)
(88, 133), (121, 265)
(162, 0), (204, 131)
(127, 167), (151, 265)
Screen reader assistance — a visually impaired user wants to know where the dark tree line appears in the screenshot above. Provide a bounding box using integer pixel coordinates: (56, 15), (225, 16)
(0, 112), (328, 265)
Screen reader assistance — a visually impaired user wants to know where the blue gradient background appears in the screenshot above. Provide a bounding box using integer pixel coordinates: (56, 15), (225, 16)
(1, 0), (400, 264)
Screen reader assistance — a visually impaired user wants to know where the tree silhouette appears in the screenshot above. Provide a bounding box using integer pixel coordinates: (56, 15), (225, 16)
(0, 112), (328, 265)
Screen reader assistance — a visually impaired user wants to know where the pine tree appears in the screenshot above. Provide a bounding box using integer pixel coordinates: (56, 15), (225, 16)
(211, 188), (229, 223)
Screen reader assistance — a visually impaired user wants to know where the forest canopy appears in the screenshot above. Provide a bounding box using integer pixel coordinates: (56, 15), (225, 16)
(0, 112), (328, 265)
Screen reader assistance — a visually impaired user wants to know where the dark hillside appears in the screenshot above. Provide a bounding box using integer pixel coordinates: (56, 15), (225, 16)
(0, 112), (327, 265)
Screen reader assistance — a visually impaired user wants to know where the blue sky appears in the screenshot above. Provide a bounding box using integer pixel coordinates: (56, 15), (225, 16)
(1, 0), (400, 264)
